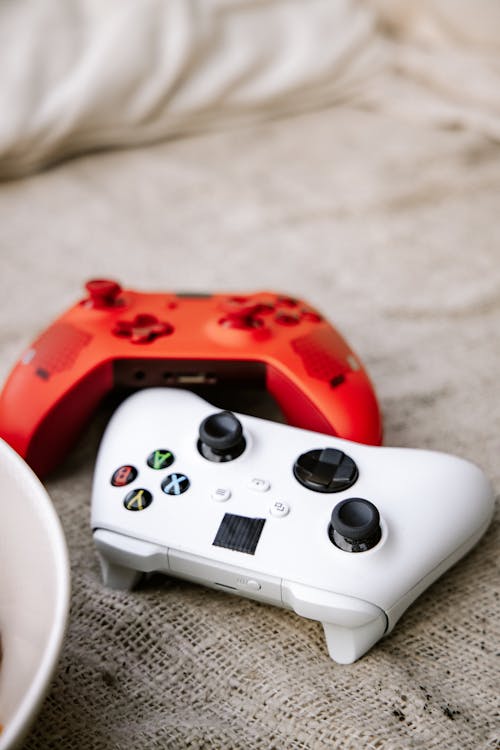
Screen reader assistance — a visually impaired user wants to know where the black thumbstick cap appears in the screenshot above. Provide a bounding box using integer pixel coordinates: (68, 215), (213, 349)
(198, 411), (246, 462)
(329, 498), (381, 553)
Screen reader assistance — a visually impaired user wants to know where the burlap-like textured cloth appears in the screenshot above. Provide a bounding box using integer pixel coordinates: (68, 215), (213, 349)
(0, 103), (498, 748)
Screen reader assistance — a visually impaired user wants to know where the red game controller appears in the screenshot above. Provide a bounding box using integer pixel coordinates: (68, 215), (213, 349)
(0, 280), (382, 476)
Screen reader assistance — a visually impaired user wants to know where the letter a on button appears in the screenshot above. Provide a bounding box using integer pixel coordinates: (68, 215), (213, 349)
(147, 450), (174, 470)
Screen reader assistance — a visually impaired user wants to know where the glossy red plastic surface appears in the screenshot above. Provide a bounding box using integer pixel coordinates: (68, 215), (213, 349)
(0, 282), (382, 476)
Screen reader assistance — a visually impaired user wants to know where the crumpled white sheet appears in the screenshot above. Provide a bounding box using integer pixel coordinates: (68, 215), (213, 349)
(0, 0), (499, 179)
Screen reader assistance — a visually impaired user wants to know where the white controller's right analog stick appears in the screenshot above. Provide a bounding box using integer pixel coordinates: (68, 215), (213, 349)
(329, 498), (381, 552)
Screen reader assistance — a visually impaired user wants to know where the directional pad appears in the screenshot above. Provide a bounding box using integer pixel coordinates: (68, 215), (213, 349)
(293, 448), (358, 493)
(113, 314), (174, 344)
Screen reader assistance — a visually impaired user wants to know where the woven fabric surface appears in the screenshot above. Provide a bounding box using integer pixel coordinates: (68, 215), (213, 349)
(0, 105), (498, 749)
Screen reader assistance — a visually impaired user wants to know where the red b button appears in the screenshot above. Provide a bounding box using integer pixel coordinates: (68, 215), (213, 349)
(111, 465), (138, 487)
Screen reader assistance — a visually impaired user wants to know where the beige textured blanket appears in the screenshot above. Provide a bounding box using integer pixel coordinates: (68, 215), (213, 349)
(0, 2), (499, 749)
(0, 105), (499, 748)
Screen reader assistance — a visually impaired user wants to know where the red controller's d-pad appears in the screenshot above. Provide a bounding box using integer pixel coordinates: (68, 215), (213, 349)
(113, 314), (174, 344)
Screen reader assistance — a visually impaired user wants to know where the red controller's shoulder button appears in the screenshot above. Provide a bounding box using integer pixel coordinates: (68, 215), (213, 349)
(113, 313), (174, 344)
(85, 279), (122, 308)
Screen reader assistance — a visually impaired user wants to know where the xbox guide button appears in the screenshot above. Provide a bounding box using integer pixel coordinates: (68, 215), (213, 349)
(293, 448), (358, 492)
(329, 498), (381, 552)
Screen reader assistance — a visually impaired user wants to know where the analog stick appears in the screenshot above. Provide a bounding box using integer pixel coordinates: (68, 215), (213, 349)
(198, 411), (246, 462)
(329, 498), (381, 552)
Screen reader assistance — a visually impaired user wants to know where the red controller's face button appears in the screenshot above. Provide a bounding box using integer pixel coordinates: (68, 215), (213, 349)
(275, 311), (301, 326)
(113, 314), (174, 344)
(111, 465), (138, 486)
(219, 299), (273, 330)
(85, 279), (123, 308)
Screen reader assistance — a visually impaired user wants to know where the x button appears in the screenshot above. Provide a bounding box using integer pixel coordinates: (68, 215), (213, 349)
(161, 473), (190, 496)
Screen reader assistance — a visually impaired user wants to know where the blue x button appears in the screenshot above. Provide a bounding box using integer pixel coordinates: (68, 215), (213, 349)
(161, 473), (190, 496)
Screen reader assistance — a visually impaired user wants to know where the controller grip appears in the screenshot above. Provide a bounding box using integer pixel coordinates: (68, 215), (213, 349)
(283, 581), (387, 664)
(266, 365), (383, 445)
(0, 362), (113, 476)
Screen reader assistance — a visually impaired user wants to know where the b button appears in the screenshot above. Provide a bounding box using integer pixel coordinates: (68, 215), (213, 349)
(111, 465), (138, 487)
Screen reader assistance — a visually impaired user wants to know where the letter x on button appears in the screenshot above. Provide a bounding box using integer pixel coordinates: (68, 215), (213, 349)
(161, 473), (190, 495)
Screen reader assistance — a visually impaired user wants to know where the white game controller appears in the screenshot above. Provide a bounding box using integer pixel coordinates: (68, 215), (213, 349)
(91, 388), (494, 664)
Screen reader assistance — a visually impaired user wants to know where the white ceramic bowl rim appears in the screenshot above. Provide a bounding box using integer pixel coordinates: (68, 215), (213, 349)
(0, 439), (70, 750)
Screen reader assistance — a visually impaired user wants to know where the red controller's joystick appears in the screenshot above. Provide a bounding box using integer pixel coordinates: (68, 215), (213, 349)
(0, 283), (383, 476)
(85, 279), (122, 308)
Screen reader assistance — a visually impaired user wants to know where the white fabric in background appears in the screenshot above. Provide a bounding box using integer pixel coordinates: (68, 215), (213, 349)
(0, 0), (499, 179)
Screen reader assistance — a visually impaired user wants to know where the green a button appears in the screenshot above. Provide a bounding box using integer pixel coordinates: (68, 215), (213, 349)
(147, 449), (174, 470)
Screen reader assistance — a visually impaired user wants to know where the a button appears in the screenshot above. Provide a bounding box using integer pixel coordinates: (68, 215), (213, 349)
(270, 500), (290, 518)
(147, 449), (174, 470)
(293, 448), (358, 493)
(211, 487), (232, 502)
(123, 488), (153, 511)
(161, 473), (190, 495)
(111, 465), (138, 487)
(249, 478), (270, 492)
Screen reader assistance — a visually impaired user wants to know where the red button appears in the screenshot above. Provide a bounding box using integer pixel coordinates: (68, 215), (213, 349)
(111, 465), (138, 486)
